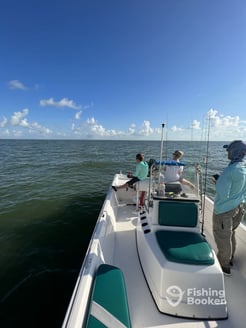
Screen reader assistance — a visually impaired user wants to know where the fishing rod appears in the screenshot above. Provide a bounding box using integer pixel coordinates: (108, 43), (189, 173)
(145, 123), (165, 208)
(201, 112), (211, 235)
(158, 122), (165, 194)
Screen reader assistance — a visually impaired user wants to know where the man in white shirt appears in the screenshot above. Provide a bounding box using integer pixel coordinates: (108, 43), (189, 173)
(164, 150), (184, 183)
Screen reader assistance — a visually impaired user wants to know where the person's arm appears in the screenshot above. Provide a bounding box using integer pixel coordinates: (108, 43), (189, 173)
(215, 170), (232, 199)
(175, 165), (184, 180)
(133, 163), (140, 178)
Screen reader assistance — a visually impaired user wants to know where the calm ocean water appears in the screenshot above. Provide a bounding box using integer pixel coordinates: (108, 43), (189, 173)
(0, 139), (231, 327)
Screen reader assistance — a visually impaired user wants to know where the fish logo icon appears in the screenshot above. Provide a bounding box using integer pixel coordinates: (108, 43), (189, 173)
(166, 285), (185, 307)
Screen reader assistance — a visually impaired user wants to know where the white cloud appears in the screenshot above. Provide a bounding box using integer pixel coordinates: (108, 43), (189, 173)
(191, 120), (200, 130)
(1, 129), (10, 136)
(128, 123), (136, 135)
(11, 108), (29, 126)
(11, 129), (24, 137)
(0, 116), (8, 128)
(78, 118), (157, 139)
(207, 108), (240, 128)
(87, 117), (108, 136)
(138, 120), (153, 136)
(72, 117), (121, 138)
(163, 109), (245, 141)
(1, 106), (244, 141)
(8, 80), (28, 90)
(40, 97), (81, 110)
(75, 110), (82, 120)
(87, 117), (96, 125)
(20, 118), (29, 127)
(170, 125), (183, 132)
(29, 122), (53, 135)
(8, 108), (52, 137)
(91, 124), (106, 135)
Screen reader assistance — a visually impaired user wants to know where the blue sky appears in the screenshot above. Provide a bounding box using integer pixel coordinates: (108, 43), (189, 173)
(0, 0), (246, 141)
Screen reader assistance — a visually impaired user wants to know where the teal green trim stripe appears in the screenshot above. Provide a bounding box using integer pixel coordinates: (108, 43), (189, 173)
(86, 264), (131, 328)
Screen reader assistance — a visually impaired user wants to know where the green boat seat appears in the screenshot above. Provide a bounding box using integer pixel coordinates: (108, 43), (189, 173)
(86, 264), (131, 328)
(156, 230), (214, 265)
(158, 201), (198, 227)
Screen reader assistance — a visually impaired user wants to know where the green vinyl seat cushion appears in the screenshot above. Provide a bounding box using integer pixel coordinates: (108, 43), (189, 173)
(86, 264), (131, 328)
(158, 201), (199, 227)
(156, 230), (214, 265)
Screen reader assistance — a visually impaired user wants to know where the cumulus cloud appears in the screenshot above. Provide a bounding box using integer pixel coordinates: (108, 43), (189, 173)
(9, 108), (52, 136)
(75, 110), (82, 120)
(165, 109), (244, 141)
(76, 118), (157, 139)
(20, 118), (29, 127)
(40, 97), (81, 110)
(8, 80), (28, 90)
(1, 129), (10, 136)
(86, 117), (96, 125)
(191, 120), (201, 129)
(2, 105), (244, 140)
(86, 117), (109, 136)
(11, 108), (29, 126)
(0, 116), (8, 128)
(64, 115), (158, 139)
(207, 108), (240, 128)
(30, 122), (52, 135)
(128, 123), (136, 135)
(138, 120), (153, 136)
(170, 125), (183, 132)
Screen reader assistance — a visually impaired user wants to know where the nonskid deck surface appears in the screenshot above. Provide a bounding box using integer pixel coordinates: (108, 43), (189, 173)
(112, 200), (246, 328)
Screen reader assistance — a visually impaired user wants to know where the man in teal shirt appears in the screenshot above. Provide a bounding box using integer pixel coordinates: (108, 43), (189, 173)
(112, 153), (148, 191)
(213, 140), (246, 275)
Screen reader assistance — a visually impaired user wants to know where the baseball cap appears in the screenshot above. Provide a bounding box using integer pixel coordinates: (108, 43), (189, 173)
(173, 150), (184, 157)
(223, 140), (246, 151)
(223, 140), (246, 161)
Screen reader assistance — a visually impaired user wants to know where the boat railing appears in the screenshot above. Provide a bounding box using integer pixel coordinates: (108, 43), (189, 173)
(143, 160), (202, 210)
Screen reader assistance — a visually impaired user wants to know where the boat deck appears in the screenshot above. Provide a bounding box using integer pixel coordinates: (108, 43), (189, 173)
(113, 191), (246, 328)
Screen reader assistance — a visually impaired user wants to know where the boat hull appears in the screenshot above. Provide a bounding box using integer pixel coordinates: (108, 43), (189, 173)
(62, 173), (246, 328)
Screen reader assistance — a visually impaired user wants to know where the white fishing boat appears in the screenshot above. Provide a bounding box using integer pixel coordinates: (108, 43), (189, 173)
(62, 136), (246, 328)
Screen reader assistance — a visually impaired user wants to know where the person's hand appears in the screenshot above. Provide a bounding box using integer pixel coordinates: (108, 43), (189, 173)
(212, 174), (219, 184)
